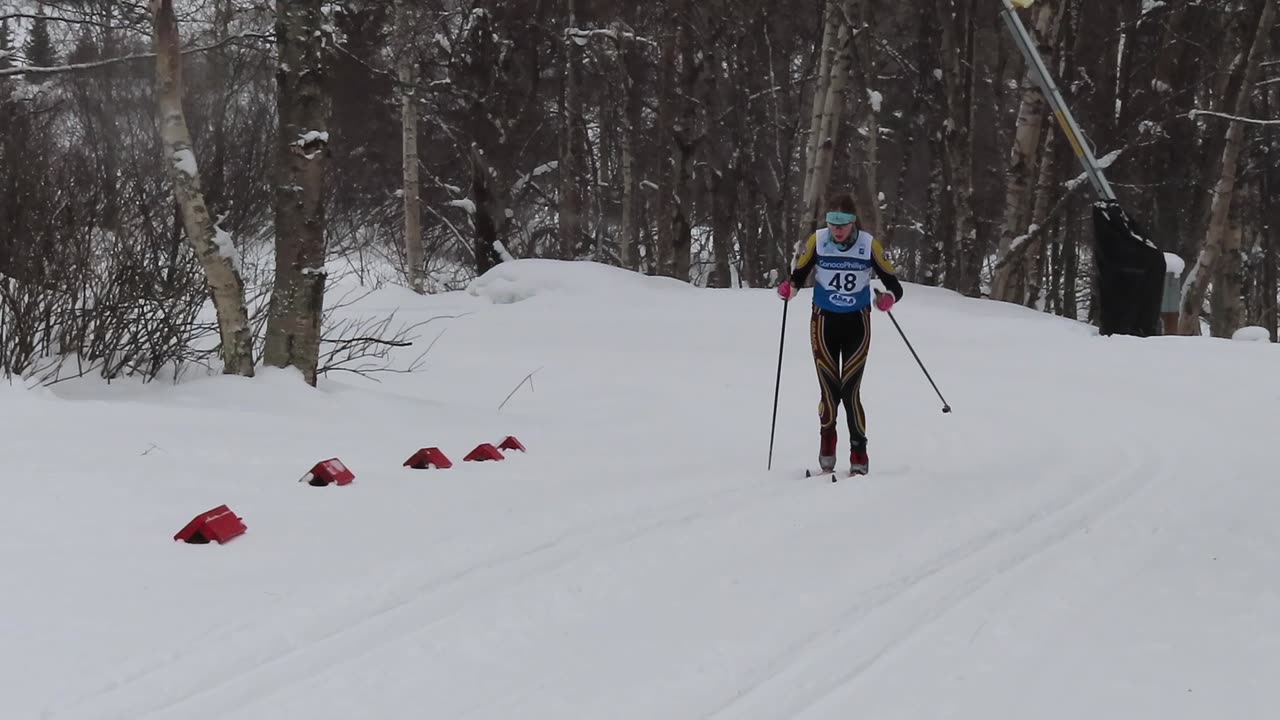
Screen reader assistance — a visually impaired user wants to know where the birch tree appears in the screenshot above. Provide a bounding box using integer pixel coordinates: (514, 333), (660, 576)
(151, 0), (254, 377)
(611, 20), (644, 270)
(935, 0), (978, 296)
(991, 0), (1062, 303)
(848, 0), (882, 235)
(1179, 0), (1276, 336)
(559, 0), (586, 259)
(653, 0), (680, 275)
(668, 6), (712, 282)
(394, 0), (423, 293)
(265, 0), (330, 385)
(1214, 218), (1247, 335)
(800, 0), (839, 224)
(801, 0), (856, 233)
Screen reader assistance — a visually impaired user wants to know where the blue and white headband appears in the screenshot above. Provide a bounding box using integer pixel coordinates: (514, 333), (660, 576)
(825, 211), (856, 226)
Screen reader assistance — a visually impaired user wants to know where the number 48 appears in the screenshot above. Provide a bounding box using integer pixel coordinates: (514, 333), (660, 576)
(827, 273), (860, 293)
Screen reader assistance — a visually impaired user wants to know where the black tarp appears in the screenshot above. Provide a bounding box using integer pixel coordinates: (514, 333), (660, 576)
(1091, 200), (1165, 337)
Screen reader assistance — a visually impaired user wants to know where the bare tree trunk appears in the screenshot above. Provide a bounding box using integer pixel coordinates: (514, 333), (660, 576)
(849, 0), (882, 234)
(703, 46), (735, 289)
(1020, 129), (1058, 308)
(559, 0), (585, 258)
(1265, 103), (1279, 341)
(205, 0), (233, 215)
(1062, 194), (1080, 320)
(396, 0), (423, 293)
(801, 0), (839, 216)
(671, 123), (697, 282)
(1213, 218), (1246, 337)
(470, 144), (506, 274)
(151, 0), (253, 377)
(1265, 213), (1278, 341)
(1180, 13), (1250, 263)
(739, 182), (760, 286)
(887, 2), (934, 266)
(992, 0), (1061, 302)
(95, 5), (124, 236)
(618, 127), (638, 268)
(615, 30), (641, 270)
(936, 0), (978, 296)
(655, 0), (703, 281)
(924, 118), (947, 286)
(654, 3), (679, 276)
(265, 0), (330, 386)
(802, 0), (857, 232)
(706, 164), (736, 288)
(1048, 224), (1063, 315)
(1179, 0), (1276, 335)
(674, 21), (713, 283)
(887, 84), (924, 251)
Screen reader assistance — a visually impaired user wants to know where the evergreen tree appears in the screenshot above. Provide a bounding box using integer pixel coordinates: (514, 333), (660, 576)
(0, 20), (14, 70)
(25, 9), (57, 69)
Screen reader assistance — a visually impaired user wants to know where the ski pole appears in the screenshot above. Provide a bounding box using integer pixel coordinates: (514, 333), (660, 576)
(877, 291), (952, 414)
(999, 0), (1115, 201)
(767, 295), (789, 470)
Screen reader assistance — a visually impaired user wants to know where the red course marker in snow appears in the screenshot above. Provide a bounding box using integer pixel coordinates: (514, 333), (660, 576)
(174, 505), (247, 544)
(463, 443), (505, 462)
(404, 447), (453, 469)
(302, 458), (355, 486)
(496, 436), (526, 452)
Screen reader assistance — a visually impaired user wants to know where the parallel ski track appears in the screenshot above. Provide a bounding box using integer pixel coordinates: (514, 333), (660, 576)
(704, 443), (1162, 719)
(52, 471), (794, 720)
(54, 441), (1161, 720)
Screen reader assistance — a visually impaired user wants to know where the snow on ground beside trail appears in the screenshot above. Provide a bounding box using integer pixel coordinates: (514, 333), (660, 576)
(5, 259), (1279, 720)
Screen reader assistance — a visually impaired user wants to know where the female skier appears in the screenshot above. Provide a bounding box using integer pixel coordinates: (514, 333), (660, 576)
(776, 192), (904, 475)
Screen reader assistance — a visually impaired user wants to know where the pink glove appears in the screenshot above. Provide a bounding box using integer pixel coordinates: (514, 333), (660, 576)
(777, 280), (794, 301)
(875, 292), (895, 312)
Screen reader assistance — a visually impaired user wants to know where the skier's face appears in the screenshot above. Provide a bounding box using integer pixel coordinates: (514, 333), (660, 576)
(828, 221), (854, 244)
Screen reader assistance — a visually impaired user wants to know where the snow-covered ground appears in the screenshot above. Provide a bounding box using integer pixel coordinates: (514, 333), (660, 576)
(4, 259), (1278, 719)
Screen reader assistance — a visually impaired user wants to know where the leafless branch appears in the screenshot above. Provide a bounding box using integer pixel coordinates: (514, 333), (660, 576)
(498, 367), (541, 411)
(0, 29), (270, 78)
(1187, 109), (1280, 126)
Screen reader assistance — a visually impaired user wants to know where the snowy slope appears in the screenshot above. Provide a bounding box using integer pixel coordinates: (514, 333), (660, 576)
(4, 260), (1278, 720)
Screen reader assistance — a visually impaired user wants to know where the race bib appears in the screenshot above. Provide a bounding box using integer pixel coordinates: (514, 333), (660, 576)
(815, 266), (871, 299)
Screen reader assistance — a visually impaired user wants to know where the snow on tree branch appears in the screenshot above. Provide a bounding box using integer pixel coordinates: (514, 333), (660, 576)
(0, 30), (270, 78)
(0, 11), (146, 34)
(563, 26), (658, 49)
(1187, 109), (1280, 126)
(1064, 148), (1123, 191)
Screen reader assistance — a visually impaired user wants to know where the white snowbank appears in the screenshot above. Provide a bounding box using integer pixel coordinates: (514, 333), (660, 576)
(6, 266), (1280, 719)
(466, 258), (694, 305)
(1232, 326), (1272, 342)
